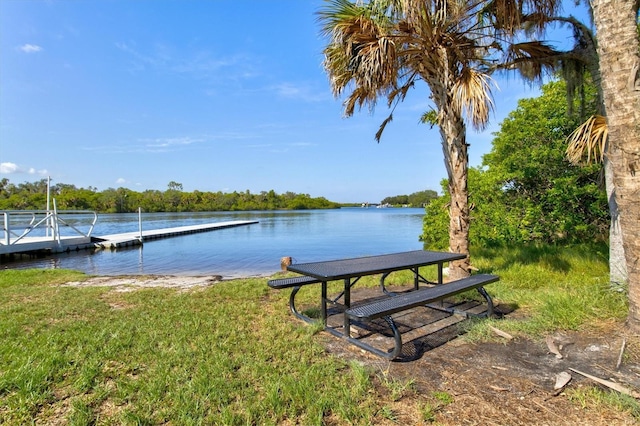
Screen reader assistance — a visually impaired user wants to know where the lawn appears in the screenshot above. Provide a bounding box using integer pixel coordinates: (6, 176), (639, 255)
(1, 244), (638, 424)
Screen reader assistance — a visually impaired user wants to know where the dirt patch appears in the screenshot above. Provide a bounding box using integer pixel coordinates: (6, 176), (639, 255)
(324, 329), (640, 424)
(321, 286), (640, 425)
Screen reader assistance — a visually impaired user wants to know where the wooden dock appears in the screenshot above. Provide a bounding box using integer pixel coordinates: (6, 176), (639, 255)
(0, 220), (258, 256)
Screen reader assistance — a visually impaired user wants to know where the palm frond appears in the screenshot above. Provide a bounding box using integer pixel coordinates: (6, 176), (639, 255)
(323, 44), (354, 95)
(386, 79), (415, 107)
(566, 115), (608, 165)
(344, 86), (378, 116)
(375, 113), (394, 142)
(452, 67), (495, 130)
(317, 0), (363, 38)
(320, 0), (400, 113)
(484, 0), (561, 33)
(504, 41), (559, 81)
(484, 0), (522, 33)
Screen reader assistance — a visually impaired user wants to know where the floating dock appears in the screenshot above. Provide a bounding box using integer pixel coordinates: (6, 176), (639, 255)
(92, 220), (259, 249)
(1, 220), (258, 257)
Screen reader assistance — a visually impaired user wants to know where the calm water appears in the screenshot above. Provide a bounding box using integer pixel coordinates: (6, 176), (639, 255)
(1, 208), (427, 278)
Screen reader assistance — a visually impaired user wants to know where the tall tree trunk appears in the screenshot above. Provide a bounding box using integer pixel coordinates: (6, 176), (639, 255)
(591, 0), (640, 332)
(578, 17), (628, 286)
(605, 158), (628, 285)
(437, 93), (471, 280)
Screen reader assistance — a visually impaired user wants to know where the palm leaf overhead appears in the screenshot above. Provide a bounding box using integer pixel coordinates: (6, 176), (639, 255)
(504, 41), (560, 81)
(453, 67), (496, 130)
(480, 0), (562, 34)
(566, 114), (608, 165)
(319, 0), (501, 133)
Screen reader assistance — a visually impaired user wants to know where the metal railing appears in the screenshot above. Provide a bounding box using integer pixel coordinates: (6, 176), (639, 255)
(1, 205), (98, 246)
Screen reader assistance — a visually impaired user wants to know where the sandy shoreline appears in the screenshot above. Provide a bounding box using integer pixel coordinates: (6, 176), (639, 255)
(63, 275), (231, 291)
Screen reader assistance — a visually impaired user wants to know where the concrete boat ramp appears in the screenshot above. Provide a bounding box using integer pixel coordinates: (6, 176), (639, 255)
(1, 220), (258, 257)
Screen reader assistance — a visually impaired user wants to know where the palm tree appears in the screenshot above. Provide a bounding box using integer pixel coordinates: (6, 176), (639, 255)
(589, 0), (640, 331)
(318, 0), (560, 280)
(516, 2), (639, 327)
(503, 10), (628, 286)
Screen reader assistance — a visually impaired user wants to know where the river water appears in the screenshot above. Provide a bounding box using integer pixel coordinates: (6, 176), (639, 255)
(2, 208), (427, 278)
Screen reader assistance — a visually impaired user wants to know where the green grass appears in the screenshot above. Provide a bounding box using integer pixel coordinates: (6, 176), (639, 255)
(566, 386), (640, 418)
(464, 243), (627, 338)
(0, 243), (634, 424)
(0, 270), (382, 425)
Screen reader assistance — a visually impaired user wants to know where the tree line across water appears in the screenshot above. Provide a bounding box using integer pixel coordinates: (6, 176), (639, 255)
(0, 180), (341, 212)
(0, 179), (439, 213)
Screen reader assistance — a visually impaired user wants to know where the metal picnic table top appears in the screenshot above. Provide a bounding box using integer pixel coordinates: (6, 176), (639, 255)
(286, 250), (466, 281)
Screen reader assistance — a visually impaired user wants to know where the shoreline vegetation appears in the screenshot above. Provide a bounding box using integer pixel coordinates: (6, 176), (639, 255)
(0, 178), (438, 213)
(1, 244), (639, 424)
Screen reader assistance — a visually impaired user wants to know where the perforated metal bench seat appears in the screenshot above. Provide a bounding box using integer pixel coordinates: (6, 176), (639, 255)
(341, 273), (499, 359)
(267, 276), (323, 289)
(346, 274), (500, 321)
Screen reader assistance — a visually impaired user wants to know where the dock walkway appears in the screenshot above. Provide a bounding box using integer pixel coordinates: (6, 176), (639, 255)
(93, 220), (259, 249)
(1, 220), (258, 256)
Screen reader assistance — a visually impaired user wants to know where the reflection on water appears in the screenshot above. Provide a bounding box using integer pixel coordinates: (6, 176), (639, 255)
(1, 208), (427, 278)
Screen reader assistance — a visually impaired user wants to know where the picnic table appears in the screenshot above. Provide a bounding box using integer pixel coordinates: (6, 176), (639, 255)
(268, 250), (498, 359)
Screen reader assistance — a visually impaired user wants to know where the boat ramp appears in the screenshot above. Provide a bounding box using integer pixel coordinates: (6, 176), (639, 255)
(1, 209), (258, 257)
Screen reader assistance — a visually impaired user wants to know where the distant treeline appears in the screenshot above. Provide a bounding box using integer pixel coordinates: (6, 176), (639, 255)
(0, 179), (342, 212)
(380, 190), (438, 207)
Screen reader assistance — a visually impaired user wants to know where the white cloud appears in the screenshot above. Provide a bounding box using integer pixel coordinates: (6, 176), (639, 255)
(19, 44), (43, 53)
(116, 178), (127, 184)
(0, 162), (48, 175)
(0, 162), (19, 174)
(143, 137), (204, 148)
(270, 82), (330, 102)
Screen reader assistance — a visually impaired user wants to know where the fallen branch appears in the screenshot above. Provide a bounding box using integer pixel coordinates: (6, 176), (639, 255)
(489, 326), (513, 340)
(569, 368), (640, 399)
(489, 385), (510, 392)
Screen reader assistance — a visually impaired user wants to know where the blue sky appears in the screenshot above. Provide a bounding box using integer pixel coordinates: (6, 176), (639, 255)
(0, 1), (584, 203)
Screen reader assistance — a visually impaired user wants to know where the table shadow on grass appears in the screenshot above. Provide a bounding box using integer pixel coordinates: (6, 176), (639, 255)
(298, 285), (515, 363)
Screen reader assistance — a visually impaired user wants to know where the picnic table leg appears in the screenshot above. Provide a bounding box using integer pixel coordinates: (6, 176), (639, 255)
(434, 263), (445, 308)
(288, 286), (306, 323)
(344, 315), (403, 360)
(343, 278), (351, 337)
(321, 281), (328, 326)
(379, 272), (393, 295)
(477, 286), (495, 317)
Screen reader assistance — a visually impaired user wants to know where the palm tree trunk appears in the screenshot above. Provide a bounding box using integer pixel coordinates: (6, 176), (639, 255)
(605, 158), (628, 285)
(591, 0), (640, 331)
(556, 13), (627, 286)
(578, 14), (628, 286)
(436, 92), (471, 280)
